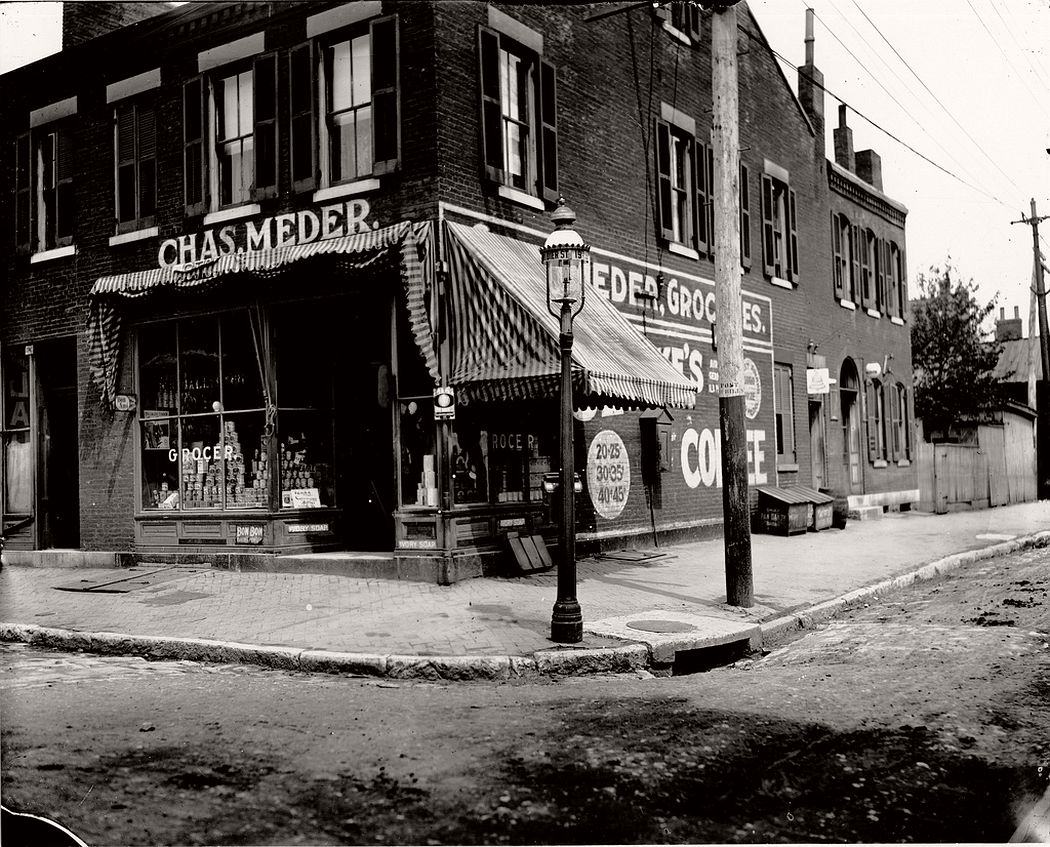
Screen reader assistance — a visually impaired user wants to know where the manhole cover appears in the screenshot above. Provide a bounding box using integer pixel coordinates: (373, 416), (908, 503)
(625, 619), (697, 634)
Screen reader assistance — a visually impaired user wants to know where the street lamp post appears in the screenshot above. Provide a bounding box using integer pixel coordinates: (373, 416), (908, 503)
(541, 198), (590, 644)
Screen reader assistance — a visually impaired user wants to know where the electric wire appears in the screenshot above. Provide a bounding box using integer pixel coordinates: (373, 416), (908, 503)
(802, 2), (988, 197)
(848, 0), (1025, 199)
(759, 36), (1015, 210)
(989, 0), (1050, 96)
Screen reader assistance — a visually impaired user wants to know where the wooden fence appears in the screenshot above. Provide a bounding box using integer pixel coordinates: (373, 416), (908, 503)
(915, 413), (1036, 513)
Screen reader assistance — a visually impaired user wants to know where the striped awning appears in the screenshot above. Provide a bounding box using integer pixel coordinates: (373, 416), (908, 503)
(443, 221), (697, 409)
(87, 220), (438, 409)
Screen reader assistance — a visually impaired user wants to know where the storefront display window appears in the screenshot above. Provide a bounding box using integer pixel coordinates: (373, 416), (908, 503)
(399, 397), (436, 507)
(139, 312), (272, 511)
(3, 350), (33, 515)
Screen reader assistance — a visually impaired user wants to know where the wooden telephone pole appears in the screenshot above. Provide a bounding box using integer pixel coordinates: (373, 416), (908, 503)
(709, 1), (753, 606)
(1012, 199), (1050, 498)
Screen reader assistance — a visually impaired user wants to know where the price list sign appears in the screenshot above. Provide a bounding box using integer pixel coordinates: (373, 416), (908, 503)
(586, 430), (631, 520)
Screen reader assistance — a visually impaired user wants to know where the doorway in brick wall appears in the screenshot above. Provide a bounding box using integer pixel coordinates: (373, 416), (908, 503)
(35, 336), (80, 550)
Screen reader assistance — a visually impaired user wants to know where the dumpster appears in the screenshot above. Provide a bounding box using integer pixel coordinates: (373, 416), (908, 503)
(754, 486), (812, 536)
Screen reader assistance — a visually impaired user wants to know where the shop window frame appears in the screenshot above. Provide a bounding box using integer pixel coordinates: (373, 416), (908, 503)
(1, 348), (33, 520)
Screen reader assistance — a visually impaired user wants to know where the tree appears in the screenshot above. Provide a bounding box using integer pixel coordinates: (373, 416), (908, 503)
(911, 261), (1007, 440)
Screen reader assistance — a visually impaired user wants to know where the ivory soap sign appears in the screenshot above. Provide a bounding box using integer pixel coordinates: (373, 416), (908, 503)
(586, 430), (630, 520)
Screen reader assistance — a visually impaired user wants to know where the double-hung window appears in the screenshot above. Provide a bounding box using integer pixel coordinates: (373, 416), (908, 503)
(760, 166), (798, 283)
(14, 97), (78, 257)
(114, 102), (157, 233)
(655, 106), (711, 257)
(891, 382), (911, 461)
(831, 213), (854, 301)
(866, 378), (888, 464)
(479, 12), (558, 206)
(773, 363), (796, 466)
(889, 241), (906, 320)
(184, 40), (277, 217)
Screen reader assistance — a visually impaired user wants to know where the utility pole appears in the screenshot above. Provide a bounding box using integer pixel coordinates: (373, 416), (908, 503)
(709, 1), (753, 607)
(1012, 200), (1050, 499)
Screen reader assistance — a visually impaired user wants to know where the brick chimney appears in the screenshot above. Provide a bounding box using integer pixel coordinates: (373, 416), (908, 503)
(855, 149), (883, 191)
(62, 2), (166, 49)
(833, 104), (854, 173)
(996, 305), (1023, 341)
(796, 8), (824, 147)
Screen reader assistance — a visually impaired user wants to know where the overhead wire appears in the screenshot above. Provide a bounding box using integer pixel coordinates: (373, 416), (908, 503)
(847, 0), (1026, 201)
(989, 0), (1050, 96)
(801, 2), (988, 198)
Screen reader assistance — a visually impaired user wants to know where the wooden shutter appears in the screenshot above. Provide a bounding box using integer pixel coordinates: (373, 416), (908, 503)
(55, 128), (74, 246)
(706, 142), (715, 253)
(739, 163), (751, 270)
(14, 133), (31, 253)
(116, 105), (136, 225)
(787, 187), (798, 282)
(288, 42), (317, 193)
(371, 14), (400, 175)
(183, 75), (208, 217)
(253, 52), (278, 200)
(879, 238), (889, 313)
(865, 379), (878, 461)
(850, 224), (861, 305)
(832, 213), (843, 299)
(138, 105), (157, 221)
(538, 58), (558, 203)
(890, 384), (902, 461)
(899, 246), (908, 317)
(478, 25), (503, 183)
(655, 118), (674, 241)
(760, 173), (774, 276)
(687, 3), (701, 41)
(860, 231), (872, 310)
(692, 137), (708, 254)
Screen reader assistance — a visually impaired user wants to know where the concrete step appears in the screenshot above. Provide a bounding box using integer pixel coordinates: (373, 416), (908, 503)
(849, 505), (884, 521)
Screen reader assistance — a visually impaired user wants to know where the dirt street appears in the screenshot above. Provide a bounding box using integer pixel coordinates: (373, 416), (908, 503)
(2, 546), (1048, 844)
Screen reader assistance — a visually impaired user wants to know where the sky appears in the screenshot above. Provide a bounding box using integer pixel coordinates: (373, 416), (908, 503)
(3, 1), (1049, 333)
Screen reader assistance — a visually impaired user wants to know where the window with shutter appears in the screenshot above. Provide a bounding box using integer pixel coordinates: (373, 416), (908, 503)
(115, 103), (157, 232)
(760, 174), (775, 276)
(759, 168), (798, 283)
(787, 188), (798, 281)
(850, 224), (861, 305)
(865, 378), (879, 462)
(860, 229), (874, 310)
(477, 22), (555, 204)
(831, 212), (844, 299)
(655, 119), (674, 242)
(889, 383), (902, 460)
(37, 128), (74, 250)
(692, 138), (709, 255)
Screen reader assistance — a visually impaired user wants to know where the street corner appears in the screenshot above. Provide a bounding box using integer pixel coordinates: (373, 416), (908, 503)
(584, 610), (761, 665)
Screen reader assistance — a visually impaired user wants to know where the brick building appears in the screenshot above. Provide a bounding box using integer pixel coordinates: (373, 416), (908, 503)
(1, 1), (916, 580)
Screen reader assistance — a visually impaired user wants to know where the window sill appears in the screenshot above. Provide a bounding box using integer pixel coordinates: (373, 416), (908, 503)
(497, 184), (545, 211)
(667, 242), (700, 261)
(769, 276), (794, 290)
(109, 226), (159, 247)
(866, 308), (881, 319)
(873, 459), (888, 469)
(776, 463), (799, 472)
(313, 178), (381, 203)
(891, 316), (905, 326)
(30, 244), (76, 264)
(897, 458), (911, 467)
(839, 298), (857, 311)
(203, 203), (262, 226)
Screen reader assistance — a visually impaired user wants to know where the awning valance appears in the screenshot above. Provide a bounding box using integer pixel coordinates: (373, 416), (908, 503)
(87, 220), (438, 409)
(443, 221), (697, 409)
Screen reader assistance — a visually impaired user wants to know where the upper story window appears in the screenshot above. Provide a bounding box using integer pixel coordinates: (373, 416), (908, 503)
(479, 12), (558, 207)
(184, 42), (277, 216)
(859, 227), (877, 310)
(831, 212), (855, 301)
(760, 166), (798, 284)
(658, 2), (701, 45)
(655, 106), (711, 257)
(114, 102), (157, 232)
(889, 241), (906, 320)
(739, 163), (752, 270)
(14, 103), (77, 258)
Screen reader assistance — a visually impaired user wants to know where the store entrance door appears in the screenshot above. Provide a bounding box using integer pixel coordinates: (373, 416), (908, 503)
(336, 296), (395, 551)
(35, 337), (80, 549)
(809, 400), (826, 491)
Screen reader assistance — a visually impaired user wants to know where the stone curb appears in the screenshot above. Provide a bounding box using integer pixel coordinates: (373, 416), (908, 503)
(759, 530), (1050, 645)
(3, 531), (1047, 679)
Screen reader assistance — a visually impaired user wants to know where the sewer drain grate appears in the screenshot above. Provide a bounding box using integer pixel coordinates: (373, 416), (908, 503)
(625, 619), (697, 634)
